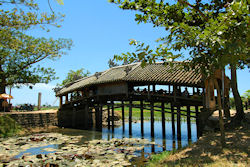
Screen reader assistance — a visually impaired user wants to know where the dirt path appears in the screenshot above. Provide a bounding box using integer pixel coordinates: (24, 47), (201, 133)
(0, 109), (58, 115)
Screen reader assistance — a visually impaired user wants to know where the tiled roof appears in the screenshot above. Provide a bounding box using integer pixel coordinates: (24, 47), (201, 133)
(56, 75), (97, 96)
(124, 62), (202, 86)
(56, 62), (203, 96)
(93, 63), (139, 84)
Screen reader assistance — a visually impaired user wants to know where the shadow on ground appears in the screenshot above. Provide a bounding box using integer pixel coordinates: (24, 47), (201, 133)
(156, 112), (250, 167)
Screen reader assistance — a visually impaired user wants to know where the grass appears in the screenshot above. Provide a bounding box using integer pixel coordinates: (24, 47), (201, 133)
(33, 106), (58, 111)
(146, 111), (250, 167)
(113, 103), (198, 120)
(148, 150), (176, 166)
(12, 106), (58, 111)
(0, 115), (22, 138)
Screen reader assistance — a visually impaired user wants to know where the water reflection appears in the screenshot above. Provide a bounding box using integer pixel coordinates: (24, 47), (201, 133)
(14, 120), (197, 164)
(101, 121), (197, 155)
(40, 120), (197, 156)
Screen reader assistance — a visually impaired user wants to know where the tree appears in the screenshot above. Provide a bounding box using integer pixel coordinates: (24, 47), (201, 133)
(59, 68), (90, 86)
(243, 90), (250, 99)
(108, 58), (119, 68)
(0, 0), (72, 97)
(110, 0), (249, 123)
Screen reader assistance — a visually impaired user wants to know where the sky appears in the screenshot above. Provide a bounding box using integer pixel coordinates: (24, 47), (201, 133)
(8, 0), (249, 106)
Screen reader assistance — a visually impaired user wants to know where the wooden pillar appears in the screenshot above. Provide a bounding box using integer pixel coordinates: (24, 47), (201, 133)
(173, 85), (177, 102)
(151, 141), (155, 153)
(121, 101), (125, 132)
(99, 104), (103, 131)
(195, 106), (201, 138)
(95, 104), (99, 130)
(65, 94), (68, 103)
(148, 85), (151, 99)
(96, 103), (102, 131)
(111, 101), (115, 132)
(84, 103), (89, 129)
(162, 138), (166, 151)
(129, 99), (132, 136)
(187, 105), (191, 140)
(150, 100), (154, 137)
(153, 84), (156, 93)
(140, 100), (144, 136)
(168, 85), (171, 94)
(59, 96), (63, 109)
(161, 102), (166, 137)
(172, 140), (176, 150)
(171, 103), (175, 137)
(178, 140), (182, 149)
(177, 105), (181, 141)
(72, 107), (76, 128)
(107, 104), (110, 130)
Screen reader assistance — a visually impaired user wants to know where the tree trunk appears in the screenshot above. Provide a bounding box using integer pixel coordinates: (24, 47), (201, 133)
(230, 65), (245, 124)
(0, 83), (6, 112)
(0, 62), (6, 111)
(214, 78), (226, 147)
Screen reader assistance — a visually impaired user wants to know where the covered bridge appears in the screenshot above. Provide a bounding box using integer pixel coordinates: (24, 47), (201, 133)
(55, 62), (229, 139)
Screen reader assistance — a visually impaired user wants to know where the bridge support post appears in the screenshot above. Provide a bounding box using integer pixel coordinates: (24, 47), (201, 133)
(140, 100), (144, 136)
(107, 104), (110, 130)
(187, 105), (191, 140)
(83, 103), (89, 130)
(150, 100), (154, 137)
(111, 101), (114, 132)
(95, 103), (102, 131)
(129, 99), (132, 136)
(171, 103), (175, 138)
(195, 106), (201, 138)
(121, 101), (125, 132)
(161, 101), (166, 138)
(177, 104), (181, 141)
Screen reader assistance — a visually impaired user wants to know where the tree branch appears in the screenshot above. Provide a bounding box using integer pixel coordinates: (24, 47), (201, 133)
(21, 54), (50, 70)
(178, 0), (208, 21)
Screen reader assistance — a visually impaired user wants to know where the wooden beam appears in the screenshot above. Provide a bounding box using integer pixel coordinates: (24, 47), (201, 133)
(171, 103), (175, 137)
(187, 105), (191, 140)
(177, 105), (181, 141)
(129, 99), (132, 136)
(161, 102), (166, 137)
(140, 100), (144, 136)
(121, 101), (125, 132)
(150, 100), (154, 137)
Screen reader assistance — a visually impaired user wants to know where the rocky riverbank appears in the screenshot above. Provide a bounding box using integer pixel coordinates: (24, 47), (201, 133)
(0, 133), (153, 167)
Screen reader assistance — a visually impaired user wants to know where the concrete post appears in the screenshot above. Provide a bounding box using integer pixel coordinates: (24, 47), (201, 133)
(38, 92), (41, 110)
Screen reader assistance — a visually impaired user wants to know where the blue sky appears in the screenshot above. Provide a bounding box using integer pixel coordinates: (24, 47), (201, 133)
(9, 0), (249, 106)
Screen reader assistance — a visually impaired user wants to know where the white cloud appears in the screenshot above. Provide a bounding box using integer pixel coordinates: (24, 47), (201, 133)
(33, 83), (56, 90)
